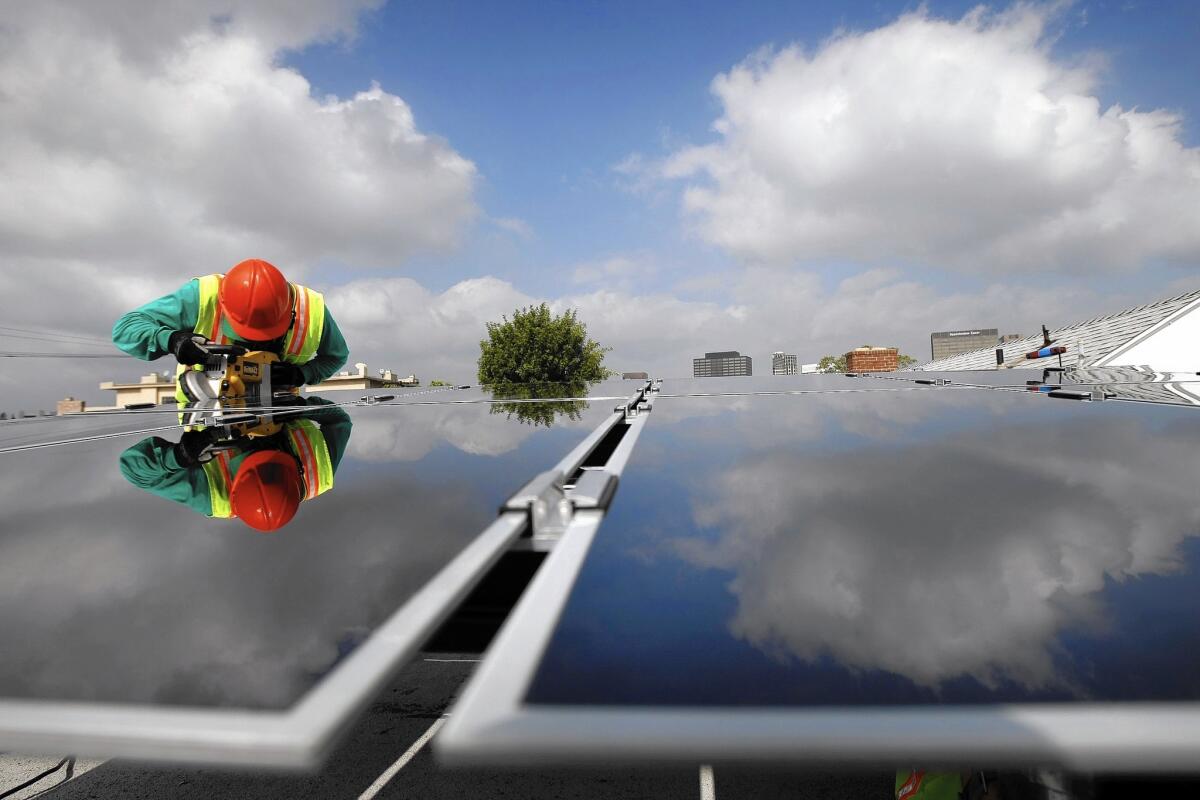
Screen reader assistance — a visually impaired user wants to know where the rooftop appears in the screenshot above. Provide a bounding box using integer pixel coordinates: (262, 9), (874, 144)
(913, 289), (1200, 372)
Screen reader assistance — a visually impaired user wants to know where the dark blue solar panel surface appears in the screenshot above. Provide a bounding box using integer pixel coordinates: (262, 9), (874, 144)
(0, 382), (630, 710)
(527, 374), (1200, 706)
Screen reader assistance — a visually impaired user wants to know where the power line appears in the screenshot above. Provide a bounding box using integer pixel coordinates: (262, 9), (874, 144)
(0, 351), (126, 358)
(0, 331), (115, 349)
(0, 324), (113, 347)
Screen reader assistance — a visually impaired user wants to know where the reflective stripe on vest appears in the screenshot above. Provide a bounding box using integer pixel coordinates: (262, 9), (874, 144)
(194, 274), (231, 344)
(280, 283), (325, 365)
(201, 450), (235, 518)
(200, 421), (330, 519)
(177, 275), (325, 405)
(175, 274), (232, 407)
(286, 418), (334, 500)
(191, 274), (324, 364)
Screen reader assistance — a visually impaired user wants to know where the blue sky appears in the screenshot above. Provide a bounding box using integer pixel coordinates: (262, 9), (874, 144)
(3, 0), (1200, 403)
(286, 0), (1200, 296)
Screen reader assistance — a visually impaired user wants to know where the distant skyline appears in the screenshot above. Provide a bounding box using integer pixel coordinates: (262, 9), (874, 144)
(2, 1), (1199, 405)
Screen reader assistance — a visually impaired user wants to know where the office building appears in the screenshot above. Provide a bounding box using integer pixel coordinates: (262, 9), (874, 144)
(771, 352), (798, 375)
(930, 329), (999, 361)
(693, 351), (752, 377)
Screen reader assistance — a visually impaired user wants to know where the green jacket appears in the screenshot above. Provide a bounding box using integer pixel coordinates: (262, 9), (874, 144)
(119, 400), (353, 517)
(895, 770), (964, 800)
(111, 278), (349, 386)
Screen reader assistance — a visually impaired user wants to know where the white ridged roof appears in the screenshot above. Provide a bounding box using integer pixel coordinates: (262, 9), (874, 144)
(910, 289), (1200, 372)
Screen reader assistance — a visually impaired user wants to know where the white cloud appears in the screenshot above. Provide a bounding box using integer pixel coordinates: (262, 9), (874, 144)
(660, 5), (1200, 272)
(0, 5), (476, 275)
(491, 216), (535, 239)
(0, 0), (477, 406)
(672, 398), (1200, 690)
(318, 260), (1136, 389)
(569, 255), (645, 286)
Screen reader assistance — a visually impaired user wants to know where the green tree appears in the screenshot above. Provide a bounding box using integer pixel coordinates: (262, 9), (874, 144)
(818, 354), (847, 373)
(897, 354), (917, 369)
(478, 303), (613, 385)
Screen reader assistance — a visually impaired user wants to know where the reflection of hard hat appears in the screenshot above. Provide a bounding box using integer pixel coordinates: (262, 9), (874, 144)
(230, 450), (303, 532)
(220, 259), (292, 340)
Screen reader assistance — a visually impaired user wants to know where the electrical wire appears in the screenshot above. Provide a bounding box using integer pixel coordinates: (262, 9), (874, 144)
(0, 379), (616, 426)
(5, 370), (1197, 455)
(0, 384), (471, 427)
(0, 331), (115, 349)
(0, 393), (635, 454)
(0, 383), (1000, 455)
(0, 351), (126, 358)
(655, 386), (956, 399)
(0, 323), (114, 347)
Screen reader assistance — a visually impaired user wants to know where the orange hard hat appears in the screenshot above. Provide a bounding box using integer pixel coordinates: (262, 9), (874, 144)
(229, 450), (304, 532)
(219, 259), (293, 340)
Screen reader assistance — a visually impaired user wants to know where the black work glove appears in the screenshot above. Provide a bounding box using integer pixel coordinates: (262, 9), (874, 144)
(168, 330), (210, 366)
(270, 362), (305, 388)
(173, 428), (222, 468)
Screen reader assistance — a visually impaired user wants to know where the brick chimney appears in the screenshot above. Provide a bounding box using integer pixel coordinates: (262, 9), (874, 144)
(57, 397), (86, 415)
(845, 346), (899, 372)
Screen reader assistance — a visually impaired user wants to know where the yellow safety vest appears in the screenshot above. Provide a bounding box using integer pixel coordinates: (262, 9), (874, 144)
(202, 419), (335, 518)
(175, 274), (326, 406)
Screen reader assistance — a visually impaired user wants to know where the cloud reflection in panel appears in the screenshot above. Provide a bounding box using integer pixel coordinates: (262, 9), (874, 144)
(526, 387), (1200, 706)
(0, 394), (599, 710)
(347, 384), (596, 462)
(671, 394), (1200, 696)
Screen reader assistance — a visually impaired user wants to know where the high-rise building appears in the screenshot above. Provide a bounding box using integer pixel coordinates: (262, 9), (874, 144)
(930, 328), (999, 361)
(693, 351), (752, 377)
(771, 352), (798, 375)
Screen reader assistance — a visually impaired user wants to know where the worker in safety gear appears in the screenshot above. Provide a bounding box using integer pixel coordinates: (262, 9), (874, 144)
(118, 398), (352, 532)
(111, 259), (349, 389)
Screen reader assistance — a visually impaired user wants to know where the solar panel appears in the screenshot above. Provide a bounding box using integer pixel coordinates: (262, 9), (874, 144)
(439, 373), (1200, 771)
(0, 381), (641, 766)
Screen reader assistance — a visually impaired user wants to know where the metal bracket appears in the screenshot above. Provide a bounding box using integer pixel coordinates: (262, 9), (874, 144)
(502, 467), (621, 541)
(570, 469), (619, 511)
(503, 470), (573, 538)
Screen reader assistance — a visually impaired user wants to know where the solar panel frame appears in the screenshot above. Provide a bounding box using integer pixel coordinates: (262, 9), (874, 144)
(0, 385), (647, 768)
(438, 375), (1200, 773)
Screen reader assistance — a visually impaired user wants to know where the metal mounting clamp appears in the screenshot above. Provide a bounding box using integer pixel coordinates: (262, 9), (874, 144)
(502, 468), (621, 539)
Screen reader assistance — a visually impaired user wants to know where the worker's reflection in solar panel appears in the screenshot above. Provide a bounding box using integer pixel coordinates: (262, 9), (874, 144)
(117, 396), (352, 532)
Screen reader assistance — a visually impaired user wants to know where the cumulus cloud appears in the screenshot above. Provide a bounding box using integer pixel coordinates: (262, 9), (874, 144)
(0, 0), (477, 405)
(346, 403), (561, 461)
(571, 256), (644, 286)
(660, 5), (1200, 272)
(0, 428), (498, 707)
(674, 399), (1200, 690)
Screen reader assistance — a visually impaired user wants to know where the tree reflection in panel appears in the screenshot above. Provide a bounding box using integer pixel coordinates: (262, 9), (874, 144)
(528, 382), (1200, 706)
(486, 382), (592, 428)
